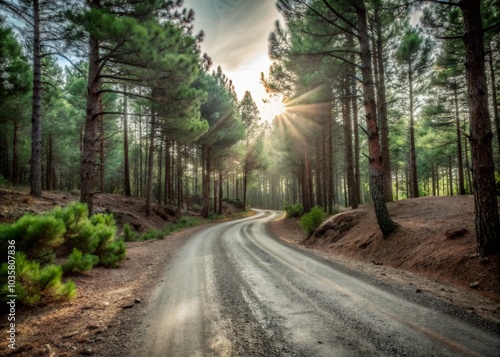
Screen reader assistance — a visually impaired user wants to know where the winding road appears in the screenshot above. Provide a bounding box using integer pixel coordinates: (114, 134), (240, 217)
(134, 210), (500, 356)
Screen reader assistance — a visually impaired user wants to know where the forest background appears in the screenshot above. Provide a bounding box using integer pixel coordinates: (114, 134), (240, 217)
(0, 0), (499, 257)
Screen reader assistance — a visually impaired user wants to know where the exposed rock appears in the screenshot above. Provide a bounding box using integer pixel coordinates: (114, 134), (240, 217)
(122, 302), (135, 309)
(134, 298), (142, 304)
(445, 228), (467, 240)
(469, 281), (480, 289)
(80, 348), (94, 355)
(358, 240), (372, 249)
(311, 209), (367, 244)
(62, 331), (81, 339)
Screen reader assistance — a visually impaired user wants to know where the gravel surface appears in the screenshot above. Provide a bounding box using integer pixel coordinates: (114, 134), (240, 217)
(130, 210), (500, 356)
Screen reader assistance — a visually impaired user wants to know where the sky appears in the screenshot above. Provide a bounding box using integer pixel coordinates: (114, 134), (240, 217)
(183, 0), (284, 121)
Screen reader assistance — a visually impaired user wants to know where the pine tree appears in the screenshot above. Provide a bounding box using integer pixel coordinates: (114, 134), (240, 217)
(65, 0), (201, 212)
(195, 68), (244, 217)
(395, 26), (433, 199)
(239, 91), (263, 210)
(422, 0), (500, 256)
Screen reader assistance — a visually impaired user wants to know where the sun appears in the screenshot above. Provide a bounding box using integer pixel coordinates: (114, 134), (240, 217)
(261, 96), (286, 123)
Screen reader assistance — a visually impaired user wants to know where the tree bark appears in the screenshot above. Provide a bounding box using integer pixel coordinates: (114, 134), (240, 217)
(201, 144), (211, 218)
(374, 11), (393, 202)
(30, 0), (42, 197)
(123, 88), (131, 196)
(177, 142), (182, 209)
(80, 15), (101, 212)
(343, 72), (357, 209)
(408, 62), (419, 198)
(328, 107), (334, 213)
(355, 0), (397, 237)
(218, 170), (223, 215)
(145, 106), (156, 217)
(99, 106), (105, 193)
(461, 0), (500, 256)
(453, 81), (466, 194)
(488, 48), (500, 169)
(12, 118), (19, 186)
(46, 135), (52, 190)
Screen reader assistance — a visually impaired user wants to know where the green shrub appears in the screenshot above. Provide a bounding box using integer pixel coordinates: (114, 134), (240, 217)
(222, 197), (244, 209)
(0, 214), (66, 264)
(0, 174), (10, 187)
(87, 213), (126, 267)
(98, 239), (126, 268)
(300, 206), (326, 235)
(62, 248), (99, 274)
(53, 201), (88, 240)
(0, 252), (76, 306)
(137, 215), (204, 241)
(67, 220), (101, 254)
(122, 224), (138, 242)
(283, 203), (304, 218)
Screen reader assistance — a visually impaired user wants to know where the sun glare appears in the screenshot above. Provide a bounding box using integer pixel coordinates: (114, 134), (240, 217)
(261, 96), (286, 123)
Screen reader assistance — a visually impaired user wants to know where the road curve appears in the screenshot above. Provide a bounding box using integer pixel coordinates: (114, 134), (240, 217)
(132, 210), (500, 356)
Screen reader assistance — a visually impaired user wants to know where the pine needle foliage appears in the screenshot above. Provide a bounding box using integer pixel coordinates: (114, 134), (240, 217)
(0, 252), (76, 306)
(62, 248), (99, 274)
(300, 206), (327, 236)
(283, 203), (304, 218)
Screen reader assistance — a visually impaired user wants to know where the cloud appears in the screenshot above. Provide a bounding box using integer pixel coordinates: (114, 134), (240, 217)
(186, 0), (281, 69)
(184, 0), (282, 104)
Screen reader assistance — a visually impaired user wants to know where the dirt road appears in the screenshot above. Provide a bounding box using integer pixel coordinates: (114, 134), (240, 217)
(132, 210), (500, 356)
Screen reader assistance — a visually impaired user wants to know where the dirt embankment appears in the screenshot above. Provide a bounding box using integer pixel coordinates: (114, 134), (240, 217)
(269, 195), (500, 324)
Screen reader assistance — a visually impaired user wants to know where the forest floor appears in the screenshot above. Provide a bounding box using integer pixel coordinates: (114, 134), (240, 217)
(0, 189), (499, 356)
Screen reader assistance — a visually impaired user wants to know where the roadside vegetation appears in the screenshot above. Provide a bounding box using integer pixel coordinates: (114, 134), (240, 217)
(0, 202), (126, 306)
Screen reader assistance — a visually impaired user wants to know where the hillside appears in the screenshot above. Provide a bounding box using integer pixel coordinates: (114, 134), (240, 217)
(269, 195), (500, 323)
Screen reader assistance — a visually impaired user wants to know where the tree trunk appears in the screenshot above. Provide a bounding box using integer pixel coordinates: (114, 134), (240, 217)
(164, 140), (171, 204)
(99, 106), (105, 193)
(453, 82), (466, 194)
(448, 156), (453, 195)
(139, 107), (143, 197)
(201, 144), (210, 218)
(315, 138), (323, 208)
(375, 12), (393, 202)
(355, 0), (397, 237)
(328, 108), (334, 213)
(461, 0), (500, 256)
(352, 74), (361, 204)
(488, 47), (500, 169)
(218, 171), (223, 215)
(12, 118), (19, 186)
(145, 106), (156, 218)
(46, 135), (52, 190)
(157, 140), (163, 203)
(30, 0), (42, 197)
(343, 63), (358, 209)
(123, 88), (131, 196)
(80, 19), (101, 213)
(408, 63), (419, 198)
(213, 172), (217, 214)
(243, 156), (248, 211)
(177, 142), (182, 209)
